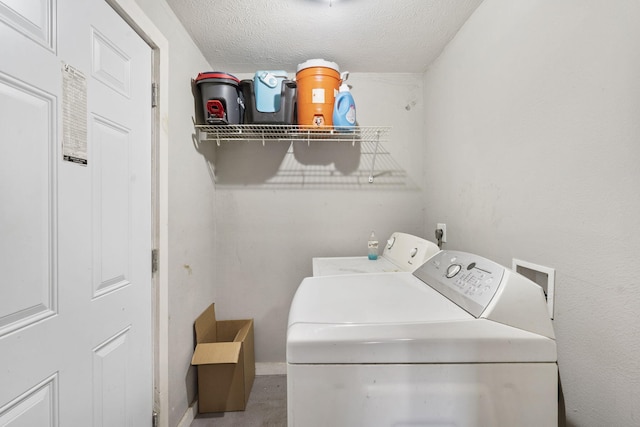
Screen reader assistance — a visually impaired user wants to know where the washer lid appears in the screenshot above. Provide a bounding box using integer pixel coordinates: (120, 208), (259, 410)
(312, 256), (402, 277)
(311, 233), (440, 277)
(287, 272), (557, 364)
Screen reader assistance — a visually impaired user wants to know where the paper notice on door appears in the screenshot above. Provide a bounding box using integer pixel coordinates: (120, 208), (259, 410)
(62, 63), (88, 165)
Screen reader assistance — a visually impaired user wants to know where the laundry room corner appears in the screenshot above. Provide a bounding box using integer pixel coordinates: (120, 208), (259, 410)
(212, 71), (429, 365)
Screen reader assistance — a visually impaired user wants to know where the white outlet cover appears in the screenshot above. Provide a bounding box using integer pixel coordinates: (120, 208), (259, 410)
(436, 223), (447, 242)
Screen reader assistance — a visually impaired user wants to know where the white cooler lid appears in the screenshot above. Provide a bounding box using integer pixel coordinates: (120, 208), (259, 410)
(296, 58), (340, 73)
(287, 272), (557, 364)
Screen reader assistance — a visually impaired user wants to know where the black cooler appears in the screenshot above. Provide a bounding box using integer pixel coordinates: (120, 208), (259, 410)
(195, 72), (244, 124)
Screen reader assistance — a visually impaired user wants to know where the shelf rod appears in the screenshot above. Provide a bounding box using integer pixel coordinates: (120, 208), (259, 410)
(368, 130), (380, 183)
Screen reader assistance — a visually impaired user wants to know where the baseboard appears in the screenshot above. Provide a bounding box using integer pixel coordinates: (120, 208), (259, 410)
(177, 400), (198, 427)
(255, 362), (287, 376)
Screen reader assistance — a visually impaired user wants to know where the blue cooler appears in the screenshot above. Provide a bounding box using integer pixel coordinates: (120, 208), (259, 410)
(254, 71), (288, 113)
(241, 74), (297, 125)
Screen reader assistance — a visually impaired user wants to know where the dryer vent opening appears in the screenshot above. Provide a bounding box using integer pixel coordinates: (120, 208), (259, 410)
(512, 259), (555, 320)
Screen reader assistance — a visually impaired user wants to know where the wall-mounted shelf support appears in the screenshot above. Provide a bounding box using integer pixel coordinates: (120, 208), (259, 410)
(368, 130), (381, 183)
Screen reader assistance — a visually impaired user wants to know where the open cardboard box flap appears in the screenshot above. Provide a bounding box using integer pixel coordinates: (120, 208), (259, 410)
(194, 304), (254, 344)
(192, 342), (242, 365)
(194, 303), (217, 344)
(218, 319), (253, 342)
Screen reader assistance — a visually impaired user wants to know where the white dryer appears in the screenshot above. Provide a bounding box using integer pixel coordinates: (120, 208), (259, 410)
(312, 231), (440, 276)
(287, 250), (557, 427)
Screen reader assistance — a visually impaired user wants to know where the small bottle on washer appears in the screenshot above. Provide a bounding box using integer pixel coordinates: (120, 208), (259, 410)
(368, 231), (379, 260)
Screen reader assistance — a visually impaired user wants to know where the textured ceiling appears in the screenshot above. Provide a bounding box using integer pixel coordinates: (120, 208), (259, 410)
(165, 0), (484, 73)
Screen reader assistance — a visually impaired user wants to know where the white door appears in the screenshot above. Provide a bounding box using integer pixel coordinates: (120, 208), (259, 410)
(0, 0), (153, 425)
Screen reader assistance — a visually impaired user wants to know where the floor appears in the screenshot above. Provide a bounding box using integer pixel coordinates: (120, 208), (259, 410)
(190, 375), (287, 427)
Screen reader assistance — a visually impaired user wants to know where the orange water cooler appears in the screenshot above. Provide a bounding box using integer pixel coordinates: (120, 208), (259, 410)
(296, 59), (345, 127)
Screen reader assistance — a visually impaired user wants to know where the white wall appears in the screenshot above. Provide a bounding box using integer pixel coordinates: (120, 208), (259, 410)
(212, 73), (427, 363)
(131, 1), (216, 426)
(422, 1), (640, 425)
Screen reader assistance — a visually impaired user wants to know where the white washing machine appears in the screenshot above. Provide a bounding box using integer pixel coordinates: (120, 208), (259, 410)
(312, 232), (440, 276)
(287, 250), (557, 427)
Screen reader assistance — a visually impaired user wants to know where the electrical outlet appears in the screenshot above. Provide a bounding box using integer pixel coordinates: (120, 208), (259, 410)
(437, 223), (447, 243)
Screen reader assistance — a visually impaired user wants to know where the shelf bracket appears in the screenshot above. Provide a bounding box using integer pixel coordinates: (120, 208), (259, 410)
(368, 130), (380, 183)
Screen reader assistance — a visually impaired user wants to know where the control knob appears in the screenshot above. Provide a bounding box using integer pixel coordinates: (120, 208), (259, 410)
(446, 263), (462, 278)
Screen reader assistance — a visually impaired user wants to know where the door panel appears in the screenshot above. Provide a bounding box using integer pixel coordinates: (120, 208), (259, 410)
(0, 0), (152, 425)
(0, 374), (57, 426)
(0, 4), (62, 412)
(92, 115), (132, 298)
(0, 72), (56, 336)
(91, 27), (131, 97)
(0, 0), (55, 50)
(92, 327), (131, 427)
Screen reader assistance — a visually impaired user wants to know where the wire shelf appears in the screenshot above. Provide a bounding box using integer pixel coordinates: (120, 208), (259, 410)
(196, 124), (390, 146)
(196, 124), (394, 184)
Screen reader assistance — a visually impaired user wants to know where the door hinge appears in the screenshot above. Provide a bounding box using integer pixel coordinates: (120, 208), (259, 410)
(152, 411), (158, 427)
(151, 82), (158, 108)
(151, 249), (158, 274)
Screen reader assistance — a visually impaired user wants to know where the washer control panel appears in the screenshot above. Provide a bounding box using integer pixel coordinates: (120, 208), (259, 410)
(413, 250), (505, 317)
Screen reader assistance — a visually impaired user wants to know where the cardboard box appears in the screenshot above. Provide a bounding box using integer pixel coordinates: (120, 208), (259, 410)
(191, 304), (255, 413)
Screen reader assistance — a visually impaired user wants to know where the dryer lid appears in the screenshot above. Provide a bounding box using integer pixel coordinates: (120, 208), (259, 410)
(288, 272), (470, 327)
(287, 319), (557, 364)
